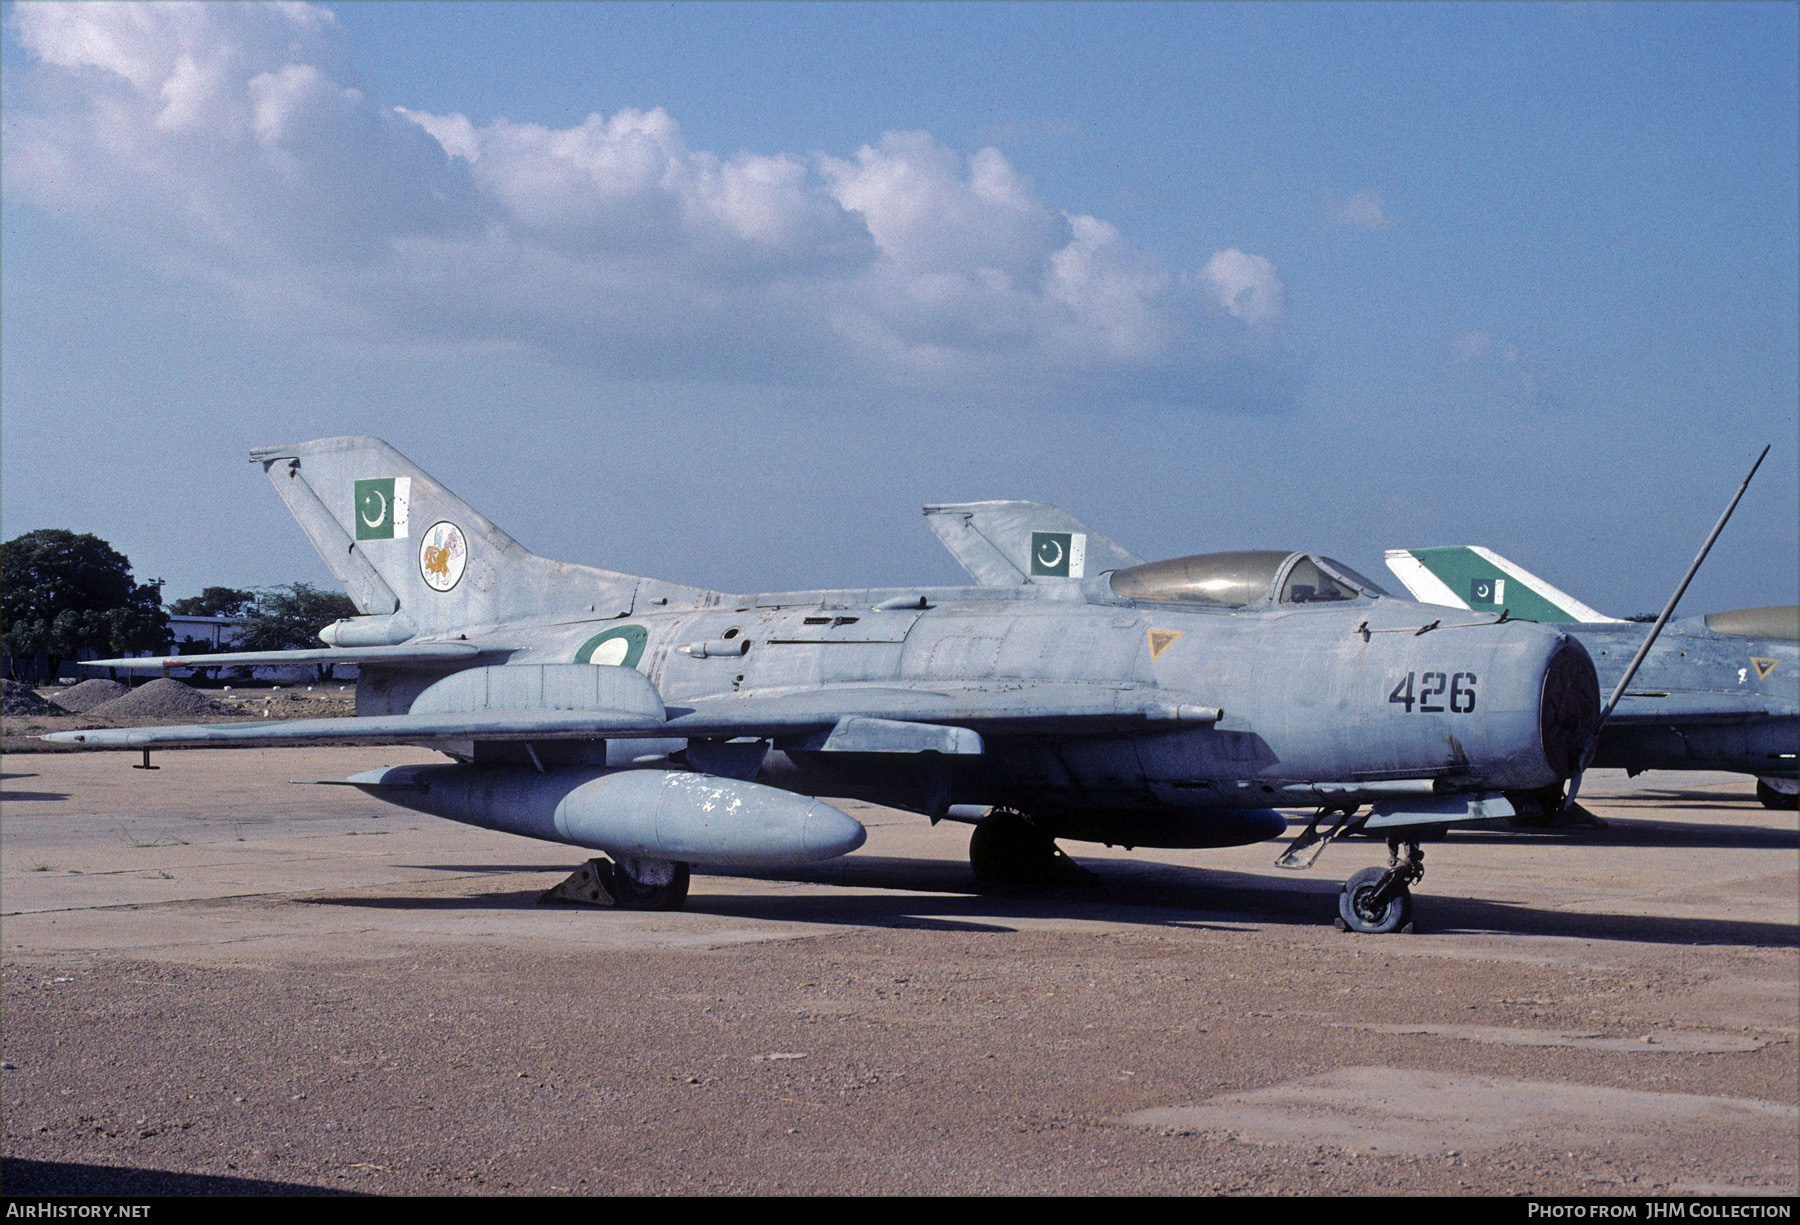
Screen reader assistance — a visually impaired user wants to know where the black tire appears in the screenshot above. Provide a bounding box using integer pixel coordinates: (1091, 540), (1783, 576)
(1756, 780), (1798, 810)
(610, 859), (691, 910)
(969, 811), (1081, 884)
(1338, 866), (1413, 934)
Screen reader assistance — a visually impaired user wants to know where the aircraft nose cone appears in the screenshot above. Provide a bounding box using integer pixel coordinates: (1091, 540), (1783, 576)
(802, 799), (867, 860)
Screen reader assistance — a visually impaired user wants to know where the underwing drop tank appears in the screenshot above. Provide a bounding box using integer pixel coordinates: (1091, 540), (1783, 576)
(347, 764), (867, 867)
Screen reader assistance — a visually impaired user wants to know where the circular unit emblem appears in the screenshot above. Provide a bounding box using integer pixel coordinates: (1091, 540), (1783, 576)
(575, 625), (648, 670)
(418, 521), (468, 592)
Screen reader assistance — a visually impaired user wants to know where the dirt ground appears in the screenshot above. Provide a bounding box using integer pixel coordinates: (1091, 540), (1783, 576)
(4, 682), (356, 755)
(1, 748), (1794, 1197)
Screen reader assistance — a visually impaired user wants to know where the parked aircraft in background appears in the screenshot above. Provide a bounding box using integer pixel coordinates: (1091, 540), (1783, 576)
(55, 437), (1606, 933)
(1384, 546), (1797, 808)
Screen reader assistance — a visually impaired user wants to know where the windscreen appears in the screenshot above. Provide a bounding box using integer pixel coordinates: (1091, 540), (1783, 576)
(1279, 556), (1390, 603)
(1279, 556), (1359, 604)
(1317, 557), (1390, 598)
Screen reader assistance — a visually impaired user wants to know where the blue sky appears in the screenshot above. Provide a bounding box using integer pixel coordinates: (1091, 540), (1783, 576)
(3, 2), (1794, 615)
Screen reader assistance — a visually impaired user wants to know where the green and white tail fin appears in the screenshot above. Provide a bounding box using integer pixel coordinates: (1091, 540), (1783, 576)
(251, 436), (721, 642)
(922, 501), (1145, 586)
(1383, 546), (1623, 623)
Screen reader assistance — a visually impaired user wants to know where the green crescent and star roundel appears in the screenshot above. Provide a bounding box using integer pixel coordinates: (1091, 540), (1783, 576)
(575, 625), (648, 669)
(354, 477), (411, 540)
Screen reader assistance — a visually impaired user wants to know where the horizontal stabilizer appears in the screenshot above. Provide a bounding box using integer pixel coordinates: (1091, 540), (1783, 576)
(1383, 546), (1622, 623)
(923, 501), (1144, 586)
(80, 643), (484, 671)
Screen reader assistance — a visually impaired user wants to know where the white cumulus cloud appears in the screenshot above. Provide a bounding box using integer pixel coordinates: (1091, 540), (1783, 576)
(1201, 249), (1284, 326)
(5, 1), (1296, 406)
(1331, 188), (1394, 231)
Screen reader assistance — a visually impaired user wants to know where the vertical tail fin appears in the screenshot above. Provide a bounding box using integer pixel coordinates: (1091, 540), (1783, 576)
(1383, 546), (1623, 623)
(922, 501), (1145, 586)
(250, 437), (720, 639)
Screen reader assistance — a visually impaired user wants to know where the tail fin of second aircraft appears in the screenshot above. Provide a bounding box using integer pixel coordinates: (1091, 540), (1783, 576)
(1383, 546), (1622, 623)
(922, 501), (1146, 586)
(250, 437), (720, 640)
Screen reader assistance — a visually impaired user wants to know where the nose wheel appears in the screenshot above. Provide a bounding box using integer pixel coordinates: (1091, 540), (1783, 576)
(1335, 839), (1423, 934)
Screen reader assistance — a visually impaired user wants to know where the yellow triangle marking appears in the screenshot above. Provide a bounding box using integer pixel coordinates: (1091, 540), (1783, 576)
(1148, 629), (1184, 662)
(1750, 657), (1778, 679)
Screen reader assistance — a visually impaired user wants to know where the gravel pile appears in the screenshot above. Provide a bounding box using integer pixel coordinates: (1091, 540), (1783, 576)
(47, 678), (131, 713)
(2, 679), (62, 717)
(84, 677), (235, 720)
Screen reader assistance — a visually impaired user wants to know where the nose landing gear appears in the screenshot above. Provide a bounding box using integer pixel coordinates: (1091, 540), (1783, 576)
(1335, 838), (1423, 934)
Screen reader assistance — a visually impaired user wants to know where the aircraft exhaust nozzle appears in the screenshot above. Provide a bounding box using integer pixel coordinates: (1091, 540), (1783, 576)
(346, 765), (866, 867)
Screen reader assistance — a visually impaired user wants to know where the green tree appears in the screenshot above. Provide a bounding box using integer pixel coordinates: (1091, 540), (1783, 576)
(238, 583), (358, 679)
(1, 530), (169, 681)
(169, 587), (256, 618)
(166, 586), (258, 676)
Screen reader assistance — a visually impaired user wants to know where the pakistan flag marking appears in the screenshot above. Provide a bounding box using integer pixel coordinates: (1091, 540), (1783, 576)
(354, 477), (411, 540)
(1030, 531), (1087, 578)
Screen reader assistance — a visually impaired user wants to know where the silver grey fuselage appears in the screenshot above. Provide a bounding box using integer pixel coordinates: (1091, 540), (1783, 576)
(355, 576), (1596, 846)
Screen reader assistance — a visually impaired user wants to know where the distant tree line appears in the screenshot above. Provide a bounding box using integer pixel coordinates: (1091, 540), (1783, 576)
(169, 586), (256, 619)
(1, 530), (168, 681)
(2, 529), (356, 682)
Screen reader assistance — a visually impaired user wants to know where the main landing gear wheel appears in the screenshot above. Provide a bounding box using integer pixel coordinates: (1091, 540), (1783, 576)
(969, 810), (1085, 885)
(1756, 779), (1799, 811)
(610, 856), (691, 910)
(1337, 866), (1413, 934)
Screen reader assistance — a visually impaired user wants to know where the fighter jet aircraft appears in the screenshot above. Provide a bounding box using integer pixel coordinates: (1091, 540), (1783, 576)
(53, 436), (1606, 933)
(1384, 546), (1798, 808)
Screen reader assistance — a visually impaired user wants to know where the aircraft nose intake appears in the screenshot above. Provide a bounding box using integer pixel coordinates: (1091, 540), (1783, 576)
(1539, 638), (1600, 779)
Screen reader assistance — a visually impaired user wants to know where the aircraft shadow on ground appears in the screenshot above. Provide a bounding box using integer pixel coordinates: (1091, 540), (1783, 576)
(0, 789), (69, 801)
(1599, 787), (1769, 806)
(0, 1157), (363, 1196)
(393, 862), (589, 875)
(296, 852), (1797, 948)
(1438, 820), (1797, 852)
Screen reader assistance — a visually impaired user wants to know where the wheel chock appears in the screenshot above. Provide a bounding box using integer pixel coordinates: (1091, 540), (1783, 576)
(539, 858), (617, 907)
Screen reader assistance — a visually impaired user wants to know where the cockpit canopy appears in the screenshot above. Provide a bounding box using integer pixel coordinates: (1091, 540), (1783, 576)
(1703, 606), (1800, 641)
(1109, 550), (1389, 608)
